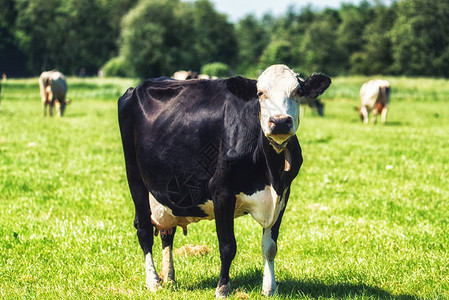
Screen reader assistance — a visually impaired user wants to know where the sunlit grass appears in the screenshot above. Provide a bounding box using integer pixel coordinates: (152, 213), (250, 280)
(0, 76), (448, 299)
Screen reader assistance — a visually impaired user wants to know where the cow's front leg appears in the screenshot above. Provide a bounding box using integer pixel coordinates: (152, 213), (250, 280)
(261, 228), (277, 296)
(261, 205), (287, 296)
(361, 106), (369, 124)
(160, 227), (176, 284)
(213, 190), (236, 298)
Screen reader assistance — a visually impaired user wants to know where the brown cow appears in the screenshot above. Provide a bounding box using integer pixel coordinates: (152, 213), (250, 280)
(39, 70), (68, 117)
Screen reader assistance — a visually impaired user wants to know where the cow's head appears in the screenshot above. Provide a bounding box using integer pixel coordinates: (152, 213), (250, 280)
(257, 65), (331, 150)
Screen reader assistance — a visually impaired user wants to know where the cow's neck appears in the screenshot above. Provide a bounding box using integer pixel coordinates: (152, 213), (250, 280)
(258, 134), (291, 194)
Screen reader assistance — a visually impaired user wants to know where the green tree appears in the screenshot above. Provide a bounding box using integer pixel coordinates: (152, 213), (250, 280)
(0, 0), (27, 76)
(235, 15), (269, 74)
(299, 9), (343, 75)
(190, 0), (237, 70)
(58, 0), (116, 75)
(120, 0), (193, 78)
(390, 0), (449, 76)
(15, 0), (64, 74)
(350, 3), (395, 75)
(118, 0), (236, 79)
(336, 2), (372, 72)
(14, 0), (118, 75)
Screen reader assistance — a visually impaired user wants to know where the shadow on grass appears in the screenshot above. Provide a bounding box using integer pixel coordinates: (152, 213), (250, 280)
(385, 121), (405, 126)
(65, 112), (88, 118)
(189, 269), (416, 299)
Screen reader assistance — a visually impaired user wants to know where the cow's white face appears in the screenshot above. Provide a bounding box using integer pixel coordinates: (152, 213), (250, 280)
(257, 65), (302, 148)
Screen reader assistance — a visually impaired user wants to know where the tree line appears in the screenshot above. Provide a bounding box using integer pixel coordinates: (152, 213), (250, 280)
(1, 0), (449, 79)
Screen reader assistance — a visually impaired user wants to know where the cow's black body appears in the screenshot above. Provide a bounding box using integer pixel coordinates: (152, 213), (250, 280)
(119, 77), (302, 214)
(117, 68), (330, 296)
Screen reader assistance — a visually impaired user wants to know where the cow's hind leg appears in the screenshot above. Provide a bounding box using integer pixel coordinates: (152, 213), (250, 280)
(160, 227), (176, 284)
(121, 137), (160, 290)
(42, 101), (47, 116)
(55, 100), (61, 117)
(261, 202), (287, 296)
(130, 178), (160, 291)
(49, 101), (55, 116)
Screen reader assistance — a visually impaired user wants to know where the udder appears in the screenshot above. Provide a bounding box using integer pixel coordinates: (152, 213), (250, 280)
(149, 193), (214, 235)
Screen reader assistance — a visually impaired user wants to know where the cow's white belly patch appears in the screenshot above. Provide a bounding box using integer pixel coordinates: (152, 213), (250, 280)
(149, 185), (285, 231)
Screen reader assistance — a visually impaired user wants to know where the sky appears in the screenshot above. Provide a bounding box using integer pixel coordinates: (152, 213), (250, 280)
(208, 0), (365, 22)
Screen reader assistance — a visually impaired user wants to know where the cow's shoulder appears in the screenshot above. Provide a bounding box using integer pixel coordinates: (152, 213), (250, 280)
(226, 76), (257, 101)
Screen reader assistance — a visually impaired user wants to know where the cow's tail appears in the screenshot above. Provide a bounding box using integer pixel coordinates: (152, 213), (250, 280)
(380, 86), (386, 105)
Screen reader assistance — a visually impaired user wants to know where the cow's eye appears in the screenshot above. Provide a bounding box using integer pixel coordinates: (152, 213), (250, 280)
(257, 91), (264, 97)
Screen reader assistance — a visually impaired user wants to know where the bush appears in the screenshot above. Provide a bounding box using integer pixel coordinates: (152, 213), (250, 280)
(102, 56), (130, 77)
(201, 62), (231, 78)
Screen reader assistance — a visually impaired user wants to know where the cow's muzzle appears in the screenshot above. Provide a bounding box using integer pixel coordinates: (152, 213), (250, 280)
(266, 114), (294, 147)
(268, 114), (293, 135)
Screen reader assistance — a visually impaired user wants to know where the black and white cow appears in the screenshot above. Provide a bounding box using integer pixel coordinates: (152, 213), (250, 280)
(118, 64), (331, 297)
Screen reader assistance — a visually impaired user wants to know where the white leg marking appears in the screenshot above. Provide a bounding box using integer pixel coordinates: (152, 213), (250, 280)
(215, 282), (231, 298)
(160, 245), (175, 284)
(261, 228), (277, 296)
(361, 106), (369, 124)
(145, 252), (161, 292)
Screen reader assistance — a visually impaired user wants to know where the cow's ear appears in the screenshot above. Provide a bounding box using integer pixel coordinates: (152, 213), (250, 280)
(226, 76), (257, 101)
(302, 73), (331, 99)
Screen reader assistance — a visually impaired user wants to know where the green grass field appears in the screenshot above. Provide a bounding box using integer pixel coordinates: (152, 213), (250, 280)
(1, 76), (448, 299)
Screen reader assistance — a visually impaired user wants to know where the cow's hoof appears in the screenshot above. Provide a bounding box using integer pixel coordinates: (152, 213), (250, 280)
(262, 285), (277, 297)
(146, 280), (161, 292)
(215, 282), (231, 298)
(161, 276), (176, 286)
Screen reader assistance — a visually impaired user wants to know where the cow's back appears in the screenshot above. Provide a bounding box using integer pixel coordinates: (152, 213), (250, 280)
(49, 73), (67, 101)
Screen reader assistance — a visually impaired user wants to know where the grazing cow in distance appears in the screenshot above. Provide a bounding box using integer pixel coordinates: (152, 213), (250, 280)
(172, 70), (197, 80)
(356, 79), (390, 124)
(300, 96), (325, 117)
(118, 64), (331, 297)
(39, 70), (68, 117)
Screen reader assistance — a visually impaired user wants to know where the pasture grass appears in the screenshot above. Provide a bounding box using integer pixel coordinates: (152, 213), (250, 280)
(0, 76), (448, 299)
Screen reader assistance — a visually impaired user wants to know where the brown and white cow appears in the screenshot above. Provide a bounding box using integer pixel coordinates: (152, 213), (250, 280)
(356, 79), (390, 124)
(39, 70), (68, 117)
